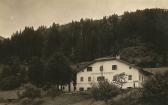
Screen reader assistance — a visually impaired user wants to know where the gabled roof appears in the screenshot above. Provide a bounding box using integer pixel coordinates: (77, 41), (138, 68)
(0, 36), (5, 41)
(143, 67), (168, 74)
(77, 57), (152, 76)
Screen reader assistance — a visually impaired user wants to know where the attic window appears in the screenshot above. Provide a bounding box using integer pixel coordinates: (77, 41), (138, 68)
(112, 65), (117, 70)
(87, 67), (92, 72)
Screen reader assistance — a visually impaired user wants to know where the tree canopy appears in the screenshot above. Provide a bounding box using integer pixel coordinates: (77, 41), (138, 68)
(0, 8), (168, 89)
(0, 8), (167, 67)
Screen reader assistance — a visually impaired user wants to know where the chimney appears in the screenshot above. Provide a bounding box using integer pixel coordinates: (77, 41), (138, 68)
(116, 55), (120, 59)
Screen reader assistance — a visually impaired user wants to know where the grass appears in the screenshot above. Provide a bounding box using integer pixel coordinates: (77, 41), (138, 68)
(0, 90), (105, 105)
(41, 93), (92, 105)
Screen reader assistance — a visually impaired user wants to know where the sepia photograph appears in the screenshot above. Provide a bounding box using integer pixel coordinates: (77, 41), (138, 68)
(0, 0), (168, 105)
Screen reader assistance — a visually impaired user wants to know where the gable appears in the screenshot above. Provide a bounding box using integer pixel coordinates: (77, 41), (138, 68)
(77, 58), (152, 76)
(78, 59), (139, 75)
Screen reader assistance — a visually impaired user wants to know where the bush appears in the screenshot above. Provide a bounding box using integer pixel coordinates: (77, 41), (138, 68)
(17, 83), (41, 99)
(90, 80), (120, 100)
(0, 97), (7, 103)
(45, 86), (62, 97)
(20, 98), (43, 105)
(142, 72), (168, 105)
(0, 76), (21, 90)
(110, 89), (143, 105)
(110, 72), (168, 105)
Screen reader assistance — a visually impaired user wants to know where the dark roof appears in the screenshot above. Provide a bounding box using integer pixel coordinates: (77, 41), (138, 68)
(70, 61), (91, 72)
(0, 36), (5, 41)
(143, 67), (168, 74)
(77, 57), (153, 76)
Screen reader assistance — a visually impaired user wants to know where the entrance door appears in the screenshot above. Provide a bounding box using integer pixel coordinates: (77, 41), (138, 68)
(133, 81), (139, 88)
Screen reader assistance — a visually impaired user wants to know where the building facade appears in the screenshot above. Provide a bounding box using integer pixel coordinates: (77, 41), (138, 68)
(76, 57), (151, 91)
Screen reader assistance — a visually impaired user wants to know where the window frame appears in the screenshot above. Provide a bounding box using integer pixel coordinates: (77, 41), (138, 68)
(87, 67), (92, 72)
(100, 65), (103, 71)
(79, 87), (84, 91)
(97, 76), (105, 81)
(88, 76), (91, 82)
(87, 87), (91, 90)
(128, 75), (132, 80)
(112, 65), (117, 70)
(80, 77), (84, 82)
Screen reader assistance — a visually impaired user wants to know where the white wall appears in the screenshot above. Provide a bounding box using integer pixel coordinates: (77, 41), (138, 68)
(76, 60), (144, 91)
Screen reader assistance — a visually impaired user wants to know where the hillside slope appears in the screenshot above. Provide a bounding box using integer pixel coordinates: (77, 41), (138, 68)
(0, 8), (167, 67)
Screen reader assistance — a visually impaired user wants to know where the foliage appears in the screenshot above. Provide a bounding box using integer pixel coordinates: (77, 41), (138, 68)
(110, 89), (143, 105)
(0, 66), (12, 79)
(0, 9), (167, 67)
(110, 72), (168, 105)
(19, 98), (43, 105)
(142, 71), (168, 105)
(0, 97), (8, 103)
(45, 52), (72, 85)
(113, 72), (127, 89)
(45, 86), (62, 97)
(0, 8), (168, 89)
(120, 46), (162, 67)
(0, 76), (21, 90)
(28, 57), (45, 86)
(90, 80), (120, 100)
(17, 83), (41, 99)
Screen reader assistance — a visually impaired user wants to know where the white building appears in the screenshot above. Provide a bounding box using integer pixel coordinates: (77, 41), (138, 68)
(76, 57), (152, 91)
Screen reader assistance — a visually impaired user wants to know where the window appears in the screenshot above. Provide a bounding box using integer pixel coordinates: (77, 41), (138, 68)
(79, 87), (84, 91)
(80, 77), (83, 82)
(113, 75), (117, 81)
(87, 67), (92, 72)
(88, 77), (91, 82)
(97, 76), (105, 81)
(128, 75), (132, 80)
(129, 66), (132, 69)
(127, 87), (132, 89)
(100, 65), (103, 71)
(87, 87), (91, 90)
(112, 65), (117, 70)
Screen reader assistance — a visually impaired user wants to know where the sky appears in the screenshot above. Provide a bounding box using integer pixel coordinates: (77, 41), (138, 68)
(0, 0), (168, 38)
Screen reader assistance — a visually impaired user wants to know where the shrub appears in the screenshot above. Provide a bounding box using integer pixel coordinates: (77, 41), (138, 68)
(110, 89), (143, 105)
(18, 83), (41, 99)
(0, 97), (7, 103)
(142, 72), (168, 105)
(113, 72), (127, 89)
(20, 98), (32, 105)
(45, 86), (62, 97)
(20, 98), (43, 105)
(0, 76), (21, 90)
(90, 80), (120, 100)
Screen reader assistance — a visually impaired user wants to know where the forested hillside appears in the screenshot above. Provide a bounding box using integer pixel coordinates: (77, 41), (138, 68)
(0, 8), (168, 67)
